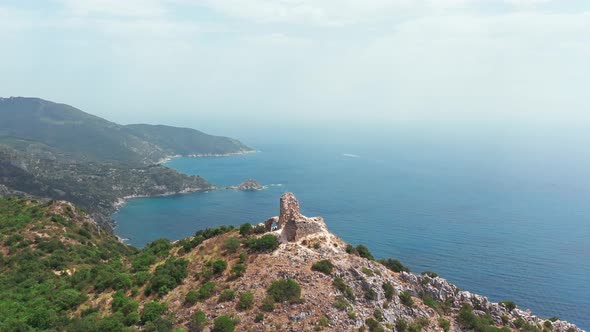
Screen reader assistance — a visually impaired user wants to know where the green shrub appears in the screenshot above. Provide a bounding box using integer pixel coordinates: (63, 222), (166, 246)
(364, 287), (377, 301)
(333, 295), (350, 310)
(196, 226), (234, 240)
(146, 258), (188, 296)
(238, 291), (254, 310)
(261, 296), (275, 312)
(423, 296), (439, 309)
(219, 289), (236, 302)
(255, 312), (264, 323)
(189, 311), (207, 332)
(382, 282), (395, 301)
(238, 253), (247, 263)
(195, 282), (216, 301)
(374, 309), (383, 321)
(239, 223), (253, 237)
(141, 301), (167, 324)
(231, 263), (246, 279)
(399, 291), (414, 307)
(185, 290), (199, 305)
(355, 245), (374, 260)
(318, 315), (330, 329)
(438, 318), (450, 332)
(396, 318), (408, 332)
(500, 300), (517, 311)
(378, 258), (409, 272)
(311, 259), (334, 275)
(224, 237), (240, 253)
(267, 278), (301, 303)
(333, 277), (355, 300)
(362, 267), (374, 276)
(246, 234), (279, 252)
(345, 244), (356, 254)
(366, 317), (385, 332)
(211, 259), (227, 274)
(212, 315), (235, 332)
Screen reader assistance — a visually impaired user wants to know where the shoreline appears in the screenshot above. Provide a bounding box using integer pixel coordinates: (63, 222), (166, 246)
(156, 149), (257, 165)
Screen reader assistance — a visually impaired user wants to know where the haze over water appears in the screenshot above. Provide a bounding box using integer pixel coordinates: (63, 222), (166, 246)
(115, 130), (590, 329)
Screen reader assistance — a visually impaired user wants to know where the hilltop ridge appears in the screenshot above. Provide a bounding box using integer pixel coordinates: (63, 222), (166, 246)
(0, 193), (583, 332)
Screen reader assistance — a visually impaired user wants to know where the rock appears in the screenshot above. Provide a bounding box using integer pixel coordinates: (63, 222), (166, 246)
(236, 179), (263, 190)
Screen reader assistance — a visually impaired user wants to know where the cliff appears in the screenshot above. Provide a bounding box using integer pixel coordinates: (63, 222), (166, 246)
(0, 194), (583, 332)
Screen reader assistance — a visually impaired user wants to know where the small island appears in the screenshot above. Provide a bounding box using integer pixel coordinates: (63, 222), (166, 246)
(229, 179), (264, 191)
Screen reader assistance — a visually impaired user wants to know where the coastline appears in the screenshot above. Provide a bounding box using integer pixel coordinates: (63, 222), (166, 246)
(156, 149), (257, 165)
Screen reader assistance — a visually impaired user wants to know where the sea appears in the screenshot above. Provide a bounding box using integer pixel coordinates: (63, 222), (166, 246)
(114, 132), (590, 329)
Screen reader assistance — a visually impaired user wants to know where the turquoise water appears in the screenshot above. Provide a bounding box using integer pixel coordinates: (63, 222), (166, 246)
(114, 138), (590, 329)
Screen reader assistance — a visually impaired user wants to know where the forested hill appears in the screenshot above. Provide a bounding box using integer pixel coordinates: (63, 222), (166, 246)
(0, 97), (253, 164)
(0, 97), (252, 228)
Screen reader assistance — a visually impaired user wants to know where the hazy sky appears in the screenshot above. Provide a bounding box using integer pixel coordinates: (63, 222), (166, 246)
(1, 0), (589, 139)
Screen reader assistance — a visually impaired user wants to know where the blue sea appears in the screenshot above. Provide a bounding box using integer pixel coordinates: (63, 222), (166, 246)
(114, 134), (590, 329)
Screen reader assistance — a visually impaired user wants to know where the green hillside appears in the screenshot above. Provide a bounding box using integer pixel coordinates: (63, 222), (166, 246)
(0, 97), (253, 164)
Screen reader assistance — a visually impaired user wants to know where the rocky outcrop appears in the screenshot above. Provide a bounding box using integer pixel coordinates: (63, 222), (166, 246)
(238, 179), (263, 190)
(229, 179), (264, 191)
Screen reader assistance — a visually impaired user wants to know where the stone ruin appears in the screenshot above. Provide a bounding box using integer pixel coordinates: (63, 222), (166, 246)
(264, 192), (327, 242)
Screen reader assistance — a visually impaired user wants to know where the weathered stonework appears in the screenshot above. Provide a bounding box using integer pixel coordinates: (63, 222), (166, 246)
(267, 192), (328, 242)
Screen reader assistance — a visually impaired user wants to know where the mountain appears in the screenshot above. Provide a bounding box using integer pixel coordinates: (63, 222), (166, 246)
(0, 97), (253, 164)
(0, 193), (582, 332)
(0, 96), (253, 229)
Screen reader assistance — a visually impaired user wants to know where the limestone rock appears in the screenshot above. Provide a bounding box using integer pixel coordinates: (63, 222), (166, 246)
(236, 179), (263, 191)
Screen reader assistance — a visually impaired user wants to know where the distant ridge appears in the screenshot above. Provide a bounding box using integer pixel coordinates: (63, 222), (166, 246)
(0, 96), (253, 229)
(0, 97), (253, 164)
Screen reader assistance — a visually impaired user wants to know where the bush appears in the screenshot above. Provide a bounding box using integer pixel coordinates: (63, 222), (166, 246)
(224, 238), (240, 253)
(267, 278), (301, 303)
(362, 267), (374, 276)
(423, 296), (439, 309)
(195, 282), (216, 301)
(374, 309), (383, 321)
(439, 318), (450, 332)
(185, 290), (199, 305)
(500, 300), (517, 311)
(396, 318), (408, 332)
(219, 289), (236, 302)
(238, 291), (254, 310)
(246, 234), (279, 252)
(382, 282), (394, 301)
(333, 295), (350, 310)
(146, 258), (188, 296)
(255, 312), (264, 323)
(311, 259), (334, 275)
(399, 291), (414, 307)
(211, 260), (227, 274)
(345, 244), (356, 254)
(333, 277), (355, 300)
(239, 223), (253, 237)
(364, 287), (377, 301)
(366, 317), (384, 332)
(141, 301), (167, 324)
(378, 258), (409, 273)
(231, 263), (246, 279)
(355, 245), (374, 260)
(189, 311), (207, 332)
(261, 296), (275, 312)
(213, 315), (235, 332)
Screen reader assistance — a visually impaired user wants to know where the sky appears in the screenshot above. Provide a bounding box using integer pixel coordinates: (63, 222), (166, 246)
(1, 0), (589, 141)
